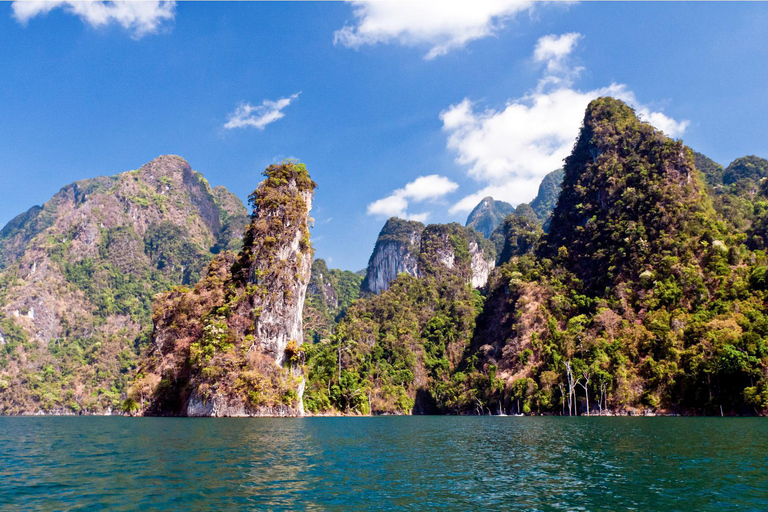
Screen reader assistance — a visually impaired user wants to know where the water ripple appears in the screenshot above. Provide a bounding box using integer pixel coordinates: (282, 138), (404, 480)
(1, 417), (767, 510)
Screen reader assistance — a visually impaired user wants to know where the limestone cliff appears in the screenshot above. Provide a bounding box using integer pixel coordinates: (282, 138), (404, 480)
(132, 162), (316, 417)
(418, 223), (495, 287)
(362, 218), (424, 294)
(364, 219), (496, 293)
(0, 155), (247, 414)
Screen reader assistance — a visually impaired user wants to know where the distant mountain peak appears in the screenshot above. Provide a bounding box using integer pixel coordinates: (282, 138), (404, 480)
(465, 196), (514, 238)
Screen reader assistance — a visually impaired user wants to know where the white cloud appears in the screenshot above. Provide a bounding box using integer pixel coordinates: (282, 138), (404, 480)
(367, 174), (458, 220)
(224, 93), (301, 130)
(534, 32), (582, 68)
(334, 0), (533, 59)
(12, 1), (176, 38)
(443, 33), (690, 213)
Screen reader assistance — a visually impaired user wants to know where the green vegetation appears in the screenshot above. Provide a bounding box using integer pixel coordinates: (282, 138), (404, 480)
(460, 98), (768, 416)
(303, 259), (364, 343)
(490, 214), (543, 264)
(694, 151), (724, 188)
(0, 156), (247, 414)
(132, 161), (316, 415)
(528, 168), (564, 229)
(3, 100), (768, 417)
(304, 223), (488, 414)
(723, 155), (768, 187)
(306, 97), (768, 417)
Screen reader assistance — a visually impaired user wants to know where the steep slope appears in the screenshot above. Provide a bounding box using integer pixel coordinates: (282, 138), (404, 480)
(0, 155), (247, 414)
(489, 214), (543, 265)
(303, 259), (364, 343)
(723, 155), (768, 189)
(363, 218), (495, 294)
(362, 218), (424, 294)
(462, 97), (768, 416)
(707, 154), (768, 234)
(465, 197), (515, 238)
(130, 162), (315, 417)
(465, 170), (563, 240)
(304, 222), (494, 415)
(544, 97), (717, 292)
(419, 223), (496, 288)
(528, 168), (564, 229)
(693, 151), (724, 188)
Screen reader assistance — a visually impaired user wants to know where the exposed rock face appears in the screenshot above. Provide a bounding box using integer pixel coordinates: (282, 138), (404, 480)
(307, 261), (339, 310)
(0, 155), (247, 415)
(470, 239), (494, 288)
(363, 218), (424, 294)
(253, 182), (314, 366)
(418, 223), (495, 286)
(465, 197), (515, 238)
(364, 219), (496, 293)
(133, 162), (316, 417)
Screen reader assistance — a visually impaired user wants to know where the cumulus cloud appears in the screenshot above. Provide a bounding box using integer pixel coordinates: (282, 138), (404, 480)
(11, 1), (176, 38)
(533, 32), (583, 85)
(224, 93), (301, 130)
(443, 33), (690, 213)
(534, 32), (581, 66)
(367, 174), (458, 221)
(334, 0), (534, 59)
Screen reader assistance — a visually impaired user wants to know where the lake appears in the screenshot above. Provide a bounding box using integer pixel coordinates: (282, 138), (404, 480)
(1, 416), (766, 510)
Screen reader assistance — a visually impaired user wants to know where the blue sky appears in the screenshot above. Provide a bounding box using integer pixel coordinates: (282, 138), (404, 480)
(1, 1), (767, 270)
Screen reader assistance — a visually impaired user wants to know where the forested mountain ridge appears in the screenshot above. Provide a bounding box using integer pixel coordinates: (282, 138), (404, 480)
(304, 222), (491, 414)
(462, 98), (768, 416)
(0, 156), (247, 414)
(305, 97), (768, 417)
(3, 98), (768, 417)
(464, 168), (564, 241)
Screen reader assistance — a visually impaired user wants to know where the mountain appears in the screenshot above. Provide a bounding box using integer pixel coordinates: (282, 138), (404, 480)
(362, 218), (495, 295)
(303, 259), (364, 343)
(693, 151), (724, 188)
(465, 97), (768, 416)
(529, 168), (565, 229)
(723, 155), (768, 189)
(465, 197), (515, 238)
(5, 99), (768, 418)
(464, 171), (564, 240)
(0, 155), (247, 414)
(304, 222), (494, 414)
(543, 98), (717, 292)
(129, 162), (316, 417)
(702, 154), (768, 235)
(303, 97), (768, 418)
(362, 218), (424, 294)
(489, 214), (543, 265)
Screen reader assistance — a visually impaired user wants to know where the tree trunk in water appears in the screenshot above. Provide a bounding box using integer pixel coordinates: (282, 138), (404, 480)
(565, 362), (575, 416)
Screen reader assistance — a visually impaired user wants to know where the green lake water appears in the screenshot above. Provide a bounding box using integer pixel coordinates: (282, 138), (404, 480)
(1, 416), (766, 510)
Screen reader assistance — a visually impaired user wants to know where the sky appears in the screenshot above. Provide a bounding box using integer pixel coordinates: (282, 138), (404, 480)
(1, 1), (767, 271)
